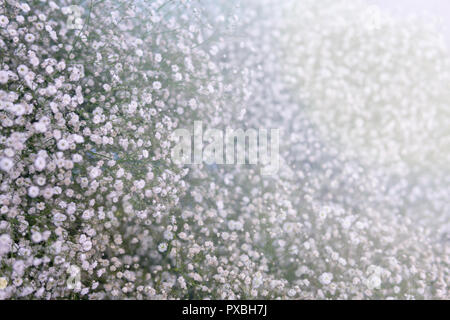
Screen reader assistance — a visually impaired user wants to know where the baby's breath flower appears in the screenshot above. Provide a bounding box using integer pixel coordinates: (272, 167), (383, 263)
(158, 242), (168, 253)
(0, 0), (447, 301)
(0, 15), (9, 28)
(0, 157), (13, 172)
(319, 272), (333, 286)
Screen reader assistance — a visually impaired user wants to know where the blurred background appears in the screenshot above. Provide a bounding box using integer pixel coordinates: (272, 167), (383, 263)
(367, 0), (450, 42)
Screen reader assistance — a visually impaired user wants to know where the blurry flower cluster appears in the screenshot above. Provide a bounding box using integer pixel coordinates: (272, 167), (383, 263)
(0, 0), (448, 300)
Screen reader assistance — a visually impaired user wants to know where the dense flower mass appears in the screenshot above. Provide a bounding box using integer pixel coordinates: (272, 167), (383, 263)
(0, 0), (449, 300)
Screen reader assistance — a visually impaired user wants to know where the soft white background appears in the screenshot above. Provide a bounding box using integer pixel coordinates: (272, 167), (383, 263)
(366, 0), (450, 42)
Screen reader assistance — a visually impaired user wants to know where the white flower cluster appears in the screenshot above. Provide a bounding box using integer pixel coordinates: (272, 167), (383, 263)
(0, 0), (448, 300)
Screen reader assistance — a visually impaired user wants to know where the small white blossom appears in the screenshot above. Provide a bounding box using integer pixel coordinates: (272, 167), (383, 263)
(0, 158), (13, 172)
(319, 272), (333, 285)
(158, 242), (168, 252)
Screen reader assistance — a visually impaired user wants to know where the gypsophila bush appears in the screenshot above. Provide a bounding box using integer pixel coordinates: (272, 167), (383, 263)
(0, 0), (448, 300)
